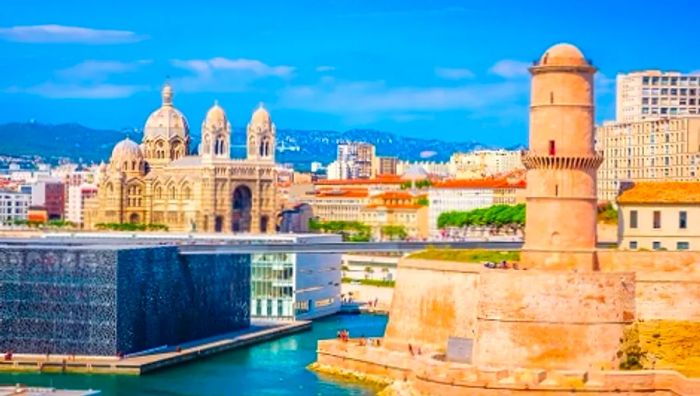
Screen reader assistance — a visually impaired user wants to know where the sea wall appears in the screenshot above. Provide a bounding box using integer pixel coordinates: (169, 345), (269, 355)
(473, 270), (635, 370)
(382, 259), (480, 352)
(598, 251), (700, 321)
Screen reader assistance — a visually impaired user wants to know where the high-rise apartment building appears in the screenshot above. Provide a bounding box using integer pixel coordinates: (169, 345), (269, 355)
(335, 142), (376, 179)
(596, 117), (700, 202)
(616, 70), (700, 122)
(374, 156), (398, 176)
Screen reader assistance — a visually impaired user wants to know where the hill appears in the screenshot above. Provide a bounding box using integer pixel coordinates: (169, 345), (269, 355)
(0, 122), (489, 170)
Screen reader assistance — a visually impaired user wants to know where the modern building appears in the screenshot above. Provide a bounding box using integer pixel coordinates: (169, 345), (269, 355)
(87, 84), (278, 233)
(248, 234), (342, 320)
(617, 181), (700, 251)
(359, 191), (429, 240)
(0, 190), (31, 225)
(596, 117), (700, 203)
(66, 183), (98, 226)
(374, 156), (399, 176)
(30, 179), (65, 220)
(616, 70), (700, 122)
(330, 142), (376, 180)
(450, 149), (524, 179)
(313, 175), (405, 193)
(0, 245), (250, 356)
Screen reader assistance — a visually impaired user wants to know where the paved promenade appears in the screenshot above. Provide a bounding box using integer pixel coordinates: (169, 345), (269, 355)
(0, 320), (310, 375)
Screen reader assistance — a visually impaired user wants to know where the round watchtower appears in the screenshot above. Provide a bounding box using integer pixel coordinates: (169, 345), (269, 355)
(521, 43), (603, 270)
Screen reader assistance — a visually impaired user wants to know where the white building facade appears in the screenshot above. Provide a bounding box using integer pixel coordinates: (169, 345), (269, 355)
(427, 183), (496, 236)
(0, 191), (31, 225)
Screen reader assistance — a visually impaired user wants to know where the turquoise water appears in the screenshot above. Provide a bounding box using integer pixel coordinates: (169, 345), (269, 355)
(0, 314), (388, 396)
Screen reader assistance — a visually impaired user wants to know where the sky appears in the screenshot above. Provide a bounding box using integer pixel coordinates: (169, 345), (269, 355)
(0, 0), (698, 146)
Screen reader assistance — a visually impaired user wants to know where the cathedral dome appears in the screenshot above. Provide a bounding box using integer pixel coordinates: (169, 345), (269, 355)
(144, 83), (190, 139)
(110, 137), (143, 165)
(205, 101), (228, 125)
(539, 43), (588, 66)
(251, 104), (271, 124)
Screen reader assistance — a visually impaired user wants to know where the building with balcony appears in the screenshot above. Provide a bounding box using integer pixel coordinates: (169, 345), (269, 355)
(359, 191), (428, 240)
(616, 70), (700, 122)
(596, 117), (700, 202)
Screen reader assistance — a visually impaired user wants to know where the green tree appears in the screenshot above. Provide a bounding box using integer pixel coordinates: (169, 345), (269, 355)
(381, 225), (408, 241)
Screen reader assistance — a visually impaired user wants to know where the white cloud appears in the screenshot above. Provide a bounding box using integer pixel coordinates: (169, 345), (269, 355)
(316, 65), (336, 72)
(173, 57), (294, 78)
(277, 78), (527, 122)
(595, 73), (615, 95)
(489, 60), (531, 78)
(6, 83), (147, 99)
(171, 57), (294, 92)
(0, 24), (146, 44)
(56, 60), (151, 81)
(435, 67), (475, 80)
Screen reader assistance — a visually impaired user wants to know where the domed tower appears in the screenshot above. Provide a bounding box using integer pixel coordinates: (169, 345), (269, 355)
(109, 137), (145, 176)
(200, 101), (231, 161)
(521, 43), (603, 270)
(142, 83), (190, 168)
(246, 104), (276, 162)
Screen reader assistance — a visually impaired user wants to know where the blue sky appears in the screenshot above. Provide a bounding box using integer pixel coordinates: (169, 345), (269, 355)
(0, 0), (698, 146)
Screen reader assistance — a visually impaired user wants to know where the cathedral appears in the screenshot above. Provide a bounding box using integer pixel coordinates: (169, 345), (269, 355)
(86, 84), (278, 233)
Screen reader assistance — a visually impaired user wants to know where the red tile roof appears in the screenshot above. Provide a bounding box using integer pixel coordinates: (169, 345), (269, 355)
(617, 182), (700, 204)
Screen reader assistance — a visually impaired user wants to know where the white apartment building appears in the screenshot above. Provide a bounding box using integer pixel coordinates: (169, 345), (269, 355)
(596, 117), (700, 203)
(0, 191), (31, 225)
(334, 142), (376, 180)
(427, 181), (496, 236)
(449, 149), (524, 179)
(66, 184), (98, 226)
(616, 70), (700, 122)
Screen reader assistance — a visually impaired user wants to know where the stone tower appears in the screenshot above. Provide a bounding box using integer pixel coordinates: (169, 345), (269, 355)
(521, 43), (603, 270)
(246, 104), (276, 162)
(200, 101), (231, 162)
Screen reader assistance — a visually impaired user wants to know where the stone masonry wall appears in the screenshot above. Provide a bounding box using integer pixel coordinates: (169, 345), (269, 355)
(383, 259), (480, 352)
(474, 270), (636, 370)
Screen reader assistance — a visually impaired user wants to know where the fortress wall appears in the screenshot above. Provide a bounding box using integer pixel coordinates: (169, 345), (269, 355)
(598, 251), (700, 321)
(382, 258), (481, 352)
(473, 270), (635, 370)
(520, 250), (598, 271)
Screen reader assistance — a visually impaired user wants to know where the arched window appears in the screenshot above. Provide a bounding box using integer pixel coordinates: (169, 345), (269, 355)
(154, 186), (162, 199)
(216, 135), (225, 156)
(203, 134), (211, 155)
(248, 136), (256, 156)
(169, 185), (176, 200)
(182, 186), (191, 200)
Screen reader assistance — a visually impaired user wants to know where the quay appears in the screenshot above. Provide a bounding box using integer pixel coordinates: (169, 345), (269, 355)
(0, 320), (310, 375)
(0, 385), (99, 395)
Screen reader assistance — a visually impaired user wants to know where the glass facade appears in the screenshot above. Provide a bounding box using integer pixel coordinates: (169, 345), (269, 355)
(250, 253), (295, 319)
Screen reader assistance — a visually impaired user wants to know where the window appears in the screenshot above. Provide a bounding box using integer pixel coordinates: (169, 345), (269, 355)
(653, 211), (661, 229)
(629, 241), (637, 249)
(677, 241), (690, 250)
(629, 210), (638, 228)
(548, 140), (556, 156)
(679, 211), (687, 229)
(652, 241), (662, 250)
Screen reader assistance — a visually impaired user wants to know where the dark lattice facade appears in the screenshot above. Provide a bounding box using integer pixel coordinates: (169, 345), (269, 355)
(0, 246), (250, 356)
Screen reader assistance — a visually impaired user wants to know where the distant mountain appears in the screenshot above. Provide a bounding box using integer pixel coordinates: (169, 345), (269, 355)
(0, 122), (490, 170)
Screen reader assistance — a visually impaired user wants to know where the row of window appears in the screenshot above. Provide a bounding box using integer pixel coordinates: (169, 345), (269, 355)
(629, 241), (689, 250)
(641, 107), (698, 115)
(629, 210), (687, 229)
(641, 88), (698, 96)
(640, 75), (700, 86)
